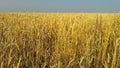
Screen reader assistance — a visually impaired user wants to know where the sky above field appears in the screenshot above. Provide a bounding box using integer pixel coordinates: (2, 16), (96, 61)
(0, 0), (120, 12)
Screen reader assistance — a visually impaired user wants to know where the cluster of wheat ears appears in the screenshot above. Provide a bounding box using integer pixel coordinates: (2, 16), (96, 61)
(0, 13), (120, 68)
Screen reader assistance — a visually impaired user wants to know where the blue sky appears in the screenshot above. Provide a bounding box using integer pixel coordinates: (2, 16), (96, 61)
(0, 0), (120, 12)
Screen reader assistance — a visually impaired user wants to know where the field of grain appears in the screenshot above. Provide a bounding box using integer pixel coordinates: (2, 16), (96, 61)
(0, 13), (120, 68)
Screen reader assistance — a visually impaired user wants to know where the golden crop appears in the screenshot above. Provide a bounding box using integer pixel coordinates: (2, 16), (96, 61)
(0, 13), (120, 68)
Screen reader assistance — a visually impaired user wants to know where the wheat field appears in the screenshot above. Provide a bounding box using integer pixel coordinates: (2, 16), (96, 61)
(0, 13), (120, 68)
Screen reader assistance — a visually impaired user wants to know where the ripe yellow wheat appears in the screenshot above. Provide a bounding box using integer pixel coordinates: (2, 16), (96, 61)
(0, 13), (120, 68)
